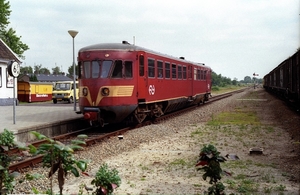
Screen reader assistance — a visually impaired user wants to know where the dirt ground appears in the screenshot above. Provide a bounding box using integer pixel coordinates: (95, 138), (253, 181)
(56, 88), (300, 195)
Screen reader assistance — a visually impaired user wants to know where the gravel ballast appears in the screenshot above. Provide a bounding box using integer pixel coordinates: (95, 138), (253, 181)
(13, 88), (300, 195)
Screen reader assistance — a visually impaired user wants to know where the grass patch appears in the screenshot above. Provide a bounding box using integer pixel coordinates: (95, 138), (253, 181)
(211, 85), (247, 95)
(207, 110), (260, 126)
(169, 159), (187, 166)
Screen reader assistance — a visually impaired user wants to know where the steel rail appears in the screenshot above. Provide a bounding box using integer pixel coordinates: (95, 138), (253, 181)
(8, 88), (247, 172)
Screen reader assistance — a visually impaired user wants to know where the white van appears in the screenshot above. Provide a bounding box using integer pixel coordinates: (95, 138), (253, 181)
(52, 81), (79, 104)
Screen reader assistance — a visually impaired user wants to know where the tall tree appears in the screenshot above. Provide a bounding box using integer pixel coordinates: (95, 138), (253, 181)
(34, 64), (42, 74)
(52, 66), (62, 75)
(0, 0), (29, 59)
(20, 66), (33, 74)
(68, 64), (78, 78)
(40, 67), (50, 75)
(0, 0), (10, 30)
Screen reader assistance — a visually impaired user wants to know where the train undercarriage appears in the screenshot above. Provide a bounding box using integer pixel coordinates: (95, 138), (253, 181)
(84, 93), (210, 127)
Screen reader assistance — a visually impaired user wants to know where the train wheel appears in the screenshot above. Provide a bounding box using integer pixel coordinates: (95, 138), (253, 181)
(53, 99), (57, 104)
(134, 108), (147, 123)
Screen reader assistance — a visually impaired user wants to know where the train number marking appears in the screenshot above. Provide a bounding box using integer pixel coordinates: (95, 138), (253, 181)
(149, 85), (155, 95)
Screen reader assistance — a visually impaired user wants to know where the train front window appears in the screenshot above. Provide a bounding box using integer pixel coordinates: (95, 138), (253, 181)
(92, 61), (100, 78)
(112, 60), (123, 78)
(101, 60), (112, 78)
(83, 61), (91, 78)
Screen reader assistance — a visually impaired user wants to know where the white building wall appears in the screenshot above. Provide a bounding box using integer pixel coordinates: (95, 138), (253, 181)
(0, 62), (18, 105)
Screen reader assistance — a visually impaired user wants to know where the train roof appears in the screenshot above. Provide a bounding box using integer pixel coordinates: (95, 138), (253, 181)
(264, 49), (299, 77)
(79, 42), (210, 69)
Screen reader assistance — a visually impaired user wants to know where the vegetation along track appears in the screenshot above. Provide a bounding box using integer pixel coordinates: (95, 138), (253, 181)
(8, 88), (247, 172)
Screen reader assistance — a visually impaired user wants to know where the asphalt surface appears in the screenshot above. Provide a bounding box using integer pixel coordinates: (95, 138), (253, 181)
(0, 101), (82, 134)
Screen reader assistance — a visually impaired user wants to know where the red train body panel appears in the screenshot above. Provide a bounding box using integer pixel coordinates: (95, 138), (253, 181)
(78, 42), (211, 126)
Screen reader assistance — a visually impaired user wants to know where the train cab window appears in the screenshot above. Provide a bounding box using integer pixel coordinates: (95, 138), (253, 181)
(112, 60), (123, 78)
(165, 62), (170, 78)
(92, 61), (100, 78)
(178, 65), (182, 79)
(78, 62), (83, 79)
(204, 70), (207, 80)
(183, 66), (187, 79)
(83, 61), (91, 78)
(172, 64), (177, 79)
(157, 61), (163, 78)
(100, 60), (112, 78)
(125, 61), (133, 78)
(148, 58), (155, 78)
(139, 55), (144, 76)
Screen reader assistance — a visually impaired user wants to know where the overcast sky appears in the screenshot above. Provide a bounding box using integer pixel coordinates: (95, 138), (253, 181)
(9, 0), (299, 80)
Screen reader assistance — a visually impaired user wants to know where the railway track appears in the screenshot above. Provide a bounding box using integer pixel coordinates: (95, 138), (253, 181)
(8, 88), (247, 172)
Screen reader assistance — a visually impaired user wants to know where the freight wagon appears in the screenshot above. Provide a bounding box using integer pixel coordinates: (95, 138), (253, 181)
(263, 49), (300, 108)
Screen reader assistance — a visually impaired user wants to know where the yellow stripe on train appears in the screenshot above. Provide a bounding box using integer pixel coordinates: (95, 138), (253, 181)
(95, 85), (134, 105)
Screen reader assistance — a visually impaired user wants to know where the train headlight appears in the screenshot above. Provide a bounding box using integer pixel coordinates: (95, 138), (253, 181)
(101, 87), (110, 96)
(83, 88), (88, 96)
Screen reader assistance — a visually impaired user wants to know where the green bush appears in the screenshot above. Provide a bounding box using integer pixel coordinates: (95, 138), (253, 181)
(196, 144), (227, 195)
(91, 163), (121, 195)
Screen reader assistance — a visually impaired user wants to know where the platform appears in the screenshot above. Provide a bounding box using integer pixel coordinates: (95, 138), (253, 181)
(0, 103), (88, 142)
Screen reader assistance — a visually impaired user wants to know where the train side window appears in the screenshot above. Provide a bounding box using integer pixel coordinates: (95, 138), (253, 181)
(101, 60), (112, 78)
(92, 60), (100, 78)
(197, 69), (201, 80)
(112, 60), (123, 78)
(178, 65), (182, 79)
(194, 68), (197, 80)
(204, 70), (207, 80)
(139, 55), (144, 76)
(165, 62), (170, 78)
(148, 58), (155, 78)
(83, 61), (91, 78)
(157, 60), (163, 78)
(172, 64), (177, 79)
(200, 69), (203, 80)
(125, 61), (133, 78)
(183, 66), (187, 79)
(188, 66), (192, 79)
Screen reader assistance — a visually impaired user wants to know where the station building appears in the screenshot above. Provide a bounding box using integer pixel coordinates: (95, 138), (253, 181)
(0, 39), (21, 106)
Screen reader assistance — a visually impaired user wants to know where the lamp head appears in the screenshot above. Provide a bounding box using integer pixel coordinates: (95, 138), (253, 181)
(68, 30), (78, 38)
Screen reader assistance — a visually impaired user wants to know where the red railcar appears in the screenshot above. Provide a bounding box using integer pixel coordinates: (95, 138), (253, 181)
(78, 42), (211, 126)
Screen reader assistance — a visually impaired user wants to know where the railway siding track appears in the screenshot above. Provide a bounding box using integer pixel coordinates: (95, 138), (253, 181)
(8, 88), (247, 172)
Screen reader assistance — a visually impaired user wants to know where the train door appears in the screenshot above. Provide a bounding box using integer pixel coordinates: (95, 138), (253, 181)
(206, 69), (211, 92)
(137, 53), (148, 101)
(188, 65), (193, 96)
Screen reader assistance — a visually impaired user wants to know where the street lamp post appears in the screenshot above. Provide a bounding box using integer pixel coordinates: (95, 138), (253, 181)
(68, 30), (78, 111)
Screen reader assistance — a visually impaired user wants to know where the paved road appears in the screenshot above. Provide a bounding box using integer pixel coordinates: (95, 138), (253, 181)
(18, 101), (75, 107)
